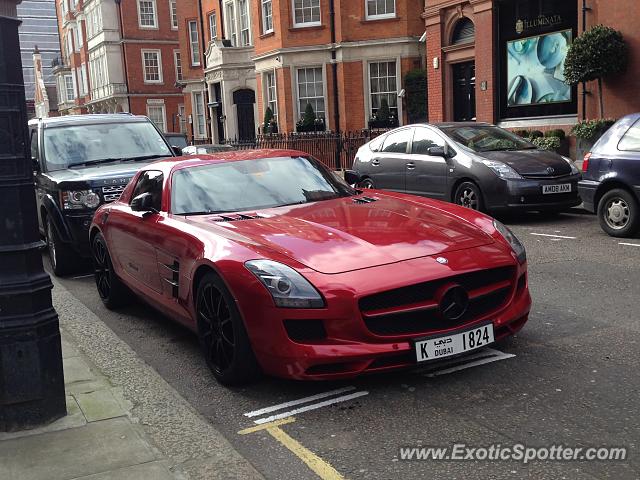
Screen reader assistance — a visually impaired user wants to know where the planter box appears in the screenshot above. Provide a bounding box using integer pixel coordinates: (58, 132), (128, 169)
(368, 118), (399, 129)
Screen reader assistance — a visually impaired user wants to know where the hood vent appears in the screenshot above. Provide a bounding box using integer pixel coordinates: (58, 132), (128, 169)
(352, 196), (379, 204)
(212, 213), (263, 222)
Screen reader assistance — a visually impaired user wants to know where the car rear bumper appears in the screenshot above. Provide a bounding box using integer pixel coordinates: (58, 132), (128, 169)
(577, 180), (599, 213)
(231, 246), (531, 380)
(484, 176), (582, 212)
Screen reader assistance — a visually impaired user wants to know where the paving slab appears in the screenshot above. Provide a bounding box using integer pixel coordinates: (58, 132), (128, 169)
(63, 356), (95, 384)
(70, 460), (175, 480)
(74, 389), (126, 422)
(0, 417), (158, 480)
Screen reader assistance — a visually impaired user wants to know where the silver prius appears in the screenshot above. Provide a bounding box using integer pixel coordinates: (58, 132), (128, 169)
(351, 122), (582, 213)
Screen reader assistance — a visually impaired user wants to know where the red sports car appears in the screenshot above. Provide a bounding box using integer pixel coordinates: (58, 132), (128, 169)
(90, 150), (531, 385)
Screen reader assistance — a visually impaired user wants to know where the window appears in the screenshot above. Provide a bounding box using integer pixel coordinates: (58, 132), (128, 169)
(131, 171), (164, 211)
(169, 0), (178, 29)
(192, 91), (206, 139)
(178, 104), (186, 133)
(76, 68), (84, 96)
(293, 0), (320, 26)
(137, 0), (158, 28)
(381, 129), (410, 153)
(411, 128), (444, 155)
(173, 50), (183, 81)
(619, 120), (640, 151)
(366, 0), (395, 19)
(188, 21), (200, 66)
(265, 71), (277, 121)
(65, 31), (73, 60)
(262, 0), (273, 33)
(451, 18), (475, 45)
(142, 50), (163, 83)
(147, 103), (166, 133)
(64, 74), (75, 101)
(76, 22), (83, 49)
(369, 61), (398, 119)
(297, 67), (325, 122)
(225, 2), (237, 46)
(81, 64), (88, 95)
(239, 0), (250, 46)
(208, 13), (217, 40)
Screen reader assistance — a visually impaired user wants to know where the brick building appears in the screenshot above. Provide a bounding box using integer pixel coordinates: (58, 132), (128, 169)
(176, 0), (425, 143)
(53, 0), (183, 133)
(424, 0), (640, 134)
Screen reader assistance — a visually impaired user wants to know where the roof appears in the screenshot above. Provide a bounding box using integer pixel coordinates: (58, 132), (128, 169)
(28, 113), (147, 127)
(151, 149), (310, 173)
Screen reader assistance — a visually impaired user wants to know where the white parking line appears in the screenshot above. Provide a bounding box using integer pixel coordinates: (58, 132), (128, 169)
(619, 242), (640, 247)
(253, 391), (370, 425)
(420, 348), (515, 377)
(529, 233), (577, 239)
(244, 386), (356, 418)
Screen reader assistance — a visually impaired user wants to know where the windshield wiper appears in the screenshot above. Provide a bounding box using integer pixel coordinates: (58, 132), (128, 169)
(68, 158), (125, 168)
(119, 154), (171, 162)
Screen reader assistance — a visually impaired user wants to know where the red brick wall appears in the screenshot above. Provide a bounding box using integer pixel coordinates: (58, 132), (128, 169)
(425, 20), (444, 122)
(338, 61), (365, 131)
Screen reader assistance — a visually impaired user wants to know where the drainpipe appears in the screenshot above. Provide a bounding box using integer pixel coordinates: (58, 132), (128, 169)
(329, 0), (341, 168)
(198, 0), (212, 141)
(581, 0), (590, 120)
(114, 0), (131, 113)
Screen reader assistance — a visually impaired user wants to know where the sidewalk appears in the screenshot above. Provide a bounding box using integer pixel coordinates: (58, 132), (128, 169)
(0, 279), (263, 480)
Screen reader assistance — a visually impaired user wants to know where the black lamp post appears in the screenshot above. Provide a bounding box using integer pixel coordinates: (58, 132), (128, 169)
(0, 0), (66, 431)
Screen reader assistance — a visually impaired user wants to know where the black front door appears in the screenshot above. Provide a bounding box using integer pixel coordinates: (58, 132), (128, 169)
(233, 89), (256, 141)
(452, 61), (476, 121)
(213, 83), (225, 143)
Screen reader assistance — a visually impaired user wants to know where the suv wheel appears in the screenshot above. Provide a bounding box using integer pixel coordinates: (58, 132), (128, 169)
(598, 188), (640, 237)
(46, 218), (75, 276)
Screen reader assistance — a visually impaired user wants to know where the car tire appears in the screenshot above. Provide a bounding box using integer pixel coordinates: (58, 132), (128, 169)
(92, 232), (131, 309)
(196, 272), (261, 385)
(597, 188), (640, 238)
(454, 181), (484, 212)
(46, 217), (76, 276)
(359, 177), (375, 189)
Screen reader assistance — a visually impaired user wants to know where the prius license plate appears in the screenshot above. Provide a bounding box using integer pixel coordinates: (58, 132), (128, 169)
(414, 324), (494, 363)
(542, 184), (571, 194)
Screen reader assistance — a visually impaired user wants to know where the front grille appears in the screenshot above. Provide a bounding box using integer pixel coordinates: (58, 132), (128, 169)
(102, 185), (126, 202)
(359, 267), (516, 337)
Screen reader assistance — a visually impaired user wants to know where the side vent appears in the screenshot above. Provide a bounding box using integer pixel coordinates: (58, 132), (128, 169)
(162, 260), (180, 298)
(212, 214), (264, 222)
(352, 196), (379, 204)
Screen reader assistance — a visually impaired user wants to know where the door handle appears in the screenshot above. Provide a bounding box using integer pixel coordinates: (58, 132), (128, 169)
(406, 162), (415, 170)
(371, 159), (380, 166)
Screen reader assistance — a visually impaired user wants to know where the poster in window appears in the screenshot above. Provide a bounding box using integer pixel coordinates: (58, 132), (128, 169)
(506, 29), (571, 107)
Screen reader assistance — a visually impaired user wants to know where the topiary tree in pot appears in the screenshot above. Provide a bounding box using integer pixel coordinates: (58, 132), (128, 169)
(263, 106), (278, 134)
(564, 25), (628, 118)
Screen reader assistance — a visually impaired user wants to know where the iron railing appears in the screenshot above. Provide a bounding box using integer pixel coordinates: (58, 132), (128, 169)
(223, 130), (391, 170)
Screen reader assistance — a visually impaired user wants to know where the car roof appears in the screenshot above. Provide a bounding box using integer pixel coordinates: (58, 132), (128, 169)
(28, 113), (149, 128)
(150, 149), (311, 173)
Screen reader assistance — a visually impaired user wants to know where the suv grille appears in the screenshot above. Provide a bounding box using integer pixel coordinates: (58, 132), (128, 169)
(359, 266), (516, 336)
(102, 185), (126, 202)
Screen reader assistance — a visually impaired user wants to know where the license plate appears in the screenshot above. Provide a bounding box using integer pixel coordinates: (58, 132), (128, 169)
(414, 323), (494, 363)
(542, 184), (571, 194)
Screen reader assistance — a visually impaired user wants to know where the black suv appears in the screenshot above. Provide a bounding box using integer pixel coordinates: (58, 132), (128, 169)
(29, 114), (177, 275)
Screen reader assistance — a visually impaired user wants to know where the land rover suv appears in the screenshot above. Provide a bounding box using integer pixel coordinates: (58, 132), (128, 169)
(29, 114), (177, 275)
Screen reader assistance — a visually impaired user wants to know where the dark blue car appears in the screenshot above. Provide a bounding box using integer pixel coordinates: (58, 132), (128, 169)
(578, 113), (640, 237)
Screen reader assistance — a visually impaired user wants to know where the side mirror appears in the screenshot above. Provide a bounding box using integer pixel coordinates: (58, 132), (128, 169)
(344, 170), (361, 186)
(171, 145), (183, 156)
(427, 145), (446, 157)
(131, 192), (157, 214)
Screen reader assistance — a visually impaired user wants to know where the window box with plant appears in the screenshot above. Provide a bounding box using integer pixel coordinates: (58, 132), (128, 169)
(262, 106), (278, 134)
(368, 98), (399, 129)
(296, 103), (326, 133)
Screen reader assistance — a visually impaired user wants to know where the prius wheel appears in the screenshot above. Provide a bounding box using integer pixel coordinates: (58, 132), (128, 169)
(359, 178), (375, 189)
(92, 233), (131, 309)
(454, 182), (484, 211)
(46, 218), (75, 276)
(598, 189), (640, 237)
(196, 273), (260, 385)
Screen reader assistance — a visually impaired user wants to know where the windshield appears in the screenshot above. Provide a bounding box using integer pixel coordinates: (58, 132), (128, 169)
(172, 156), (356, 215)
(43, 122), (172, 171)
(440, 125), (535, 152)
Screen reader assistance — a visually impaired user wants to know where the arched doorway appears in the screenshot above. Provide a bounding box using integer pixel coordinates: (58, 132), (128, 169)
(450, 17), (476, 121)
(233, 89), (256, 141)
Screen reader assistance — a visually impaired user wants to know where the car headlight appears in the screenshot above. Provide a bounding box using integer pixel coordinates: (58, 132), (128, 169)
(245, 260), (325, 308)
(481, 160), (522, 179)
(493, 220), (526, 264)
(561, 156), (580, 175)
(61, 190), (101, 210)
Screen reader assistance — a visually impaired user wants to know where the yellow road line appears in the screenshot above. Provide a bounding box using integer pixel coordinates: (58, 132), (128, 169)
(238, 417), (345, 480)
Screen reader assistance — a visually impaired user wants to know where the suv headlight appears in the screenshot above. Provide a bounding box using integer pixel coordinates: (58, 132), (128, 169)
(493, 220), (526, 264)
(61, 190), (101, 210)
(481, 160), (522, 179)
(561, 156), (580, 175)
(245, 260), (325, 308)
